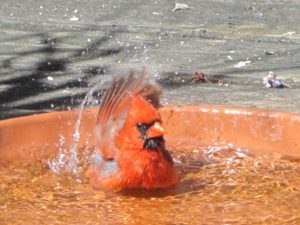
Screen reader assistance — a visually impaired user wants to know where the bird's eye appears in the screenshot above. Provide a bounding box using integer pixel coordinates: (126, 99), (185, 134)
(136, 122), (149, 133)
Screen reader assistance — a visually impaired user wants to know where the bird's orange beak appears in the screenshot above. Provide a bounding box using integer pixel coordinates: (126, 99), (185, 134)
(147, 121), (165, 139)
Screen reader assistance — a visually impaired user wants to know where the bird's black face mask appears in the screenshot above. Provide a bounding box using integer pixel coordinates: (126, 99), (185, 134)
(136, 121), (165, 151)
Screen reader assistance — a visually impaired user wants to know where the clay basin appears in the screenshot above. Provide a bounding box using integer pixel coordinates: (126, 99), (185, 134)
(1, 105), (300, 224)
(1, 105), (300, 164)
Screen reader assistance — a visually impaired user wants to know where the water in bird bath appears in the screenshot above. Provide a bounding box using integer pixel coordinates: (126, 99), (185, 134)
(1, 145), (300, 224)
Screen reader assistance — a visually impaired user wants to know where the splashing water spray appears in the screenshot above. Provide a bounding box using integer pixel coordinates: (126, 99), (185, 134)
(48, 78), (109, 178)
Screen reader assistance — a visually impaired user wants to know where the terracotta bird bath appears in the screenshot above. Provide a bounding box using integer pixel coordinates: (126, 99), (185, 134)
(2, 105), (300, 224)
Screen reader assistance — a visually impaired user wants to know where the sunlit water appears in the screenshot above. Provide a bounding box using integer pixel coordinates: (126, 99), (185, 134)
(1, 146), (300, 225)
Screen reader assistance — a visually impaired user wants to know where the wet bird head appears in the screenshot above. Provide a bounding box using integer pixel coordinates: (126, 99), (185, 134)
(117, 95), (165, 152)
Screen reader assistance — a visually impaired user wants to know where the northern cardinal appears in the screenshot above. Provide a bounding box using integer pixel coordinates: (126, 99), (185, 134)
(86, 70), (178, 190)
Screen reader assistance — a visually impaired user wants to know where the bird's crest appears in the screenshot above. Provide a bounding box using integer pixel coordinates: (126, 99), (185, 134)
(95, 69), (160, 159)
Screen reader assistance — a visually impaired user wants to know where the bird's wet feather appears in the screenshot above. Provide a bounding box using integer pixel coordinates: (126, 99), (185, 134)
(86, 70), (178, 190)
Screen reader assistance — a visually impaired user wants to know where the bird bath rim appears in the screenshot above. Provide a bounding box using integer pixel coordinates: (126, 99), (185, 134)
(0, 105), (300, 165)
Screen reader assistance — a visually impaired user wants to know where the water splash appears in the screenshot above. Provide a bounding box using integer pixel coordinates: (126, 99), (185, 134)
(48, 78), (108, 176)
(203, 145), (249, 176)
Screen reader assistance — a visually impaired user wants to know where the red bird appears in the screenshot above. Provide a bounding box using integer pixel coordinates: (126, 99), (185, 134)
(86, 71), (178, 190)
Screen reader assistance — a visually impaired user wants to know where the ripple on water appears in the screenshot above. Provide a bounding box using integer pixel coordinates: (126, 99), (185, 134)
(1, 147), (300, 224)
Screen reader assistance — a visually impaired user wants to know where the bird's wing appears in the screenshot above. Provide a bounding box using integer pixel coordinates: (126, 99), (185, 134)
(95, 69), (160, 160)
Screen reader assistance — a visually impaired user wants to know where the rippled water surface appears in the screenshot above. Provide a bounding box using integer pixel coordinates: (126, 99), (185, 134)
(1, 147), (300, 225)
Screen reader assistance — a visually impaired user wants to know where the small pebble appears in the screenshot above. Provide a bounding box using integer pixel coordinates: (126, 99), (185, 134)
(173, 3), (190, 11)
(70, 16), (79, 21)
(234, 60), (251, 68)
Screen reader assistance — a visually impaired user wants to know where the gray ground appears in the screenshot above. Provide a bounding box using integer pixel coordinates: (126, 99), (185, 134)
(0, 0), (299, 119)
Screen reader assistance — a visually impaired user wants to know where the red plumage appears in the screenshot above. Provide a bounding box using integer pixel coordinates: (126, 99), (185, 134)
(86, 70), (178, 190)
